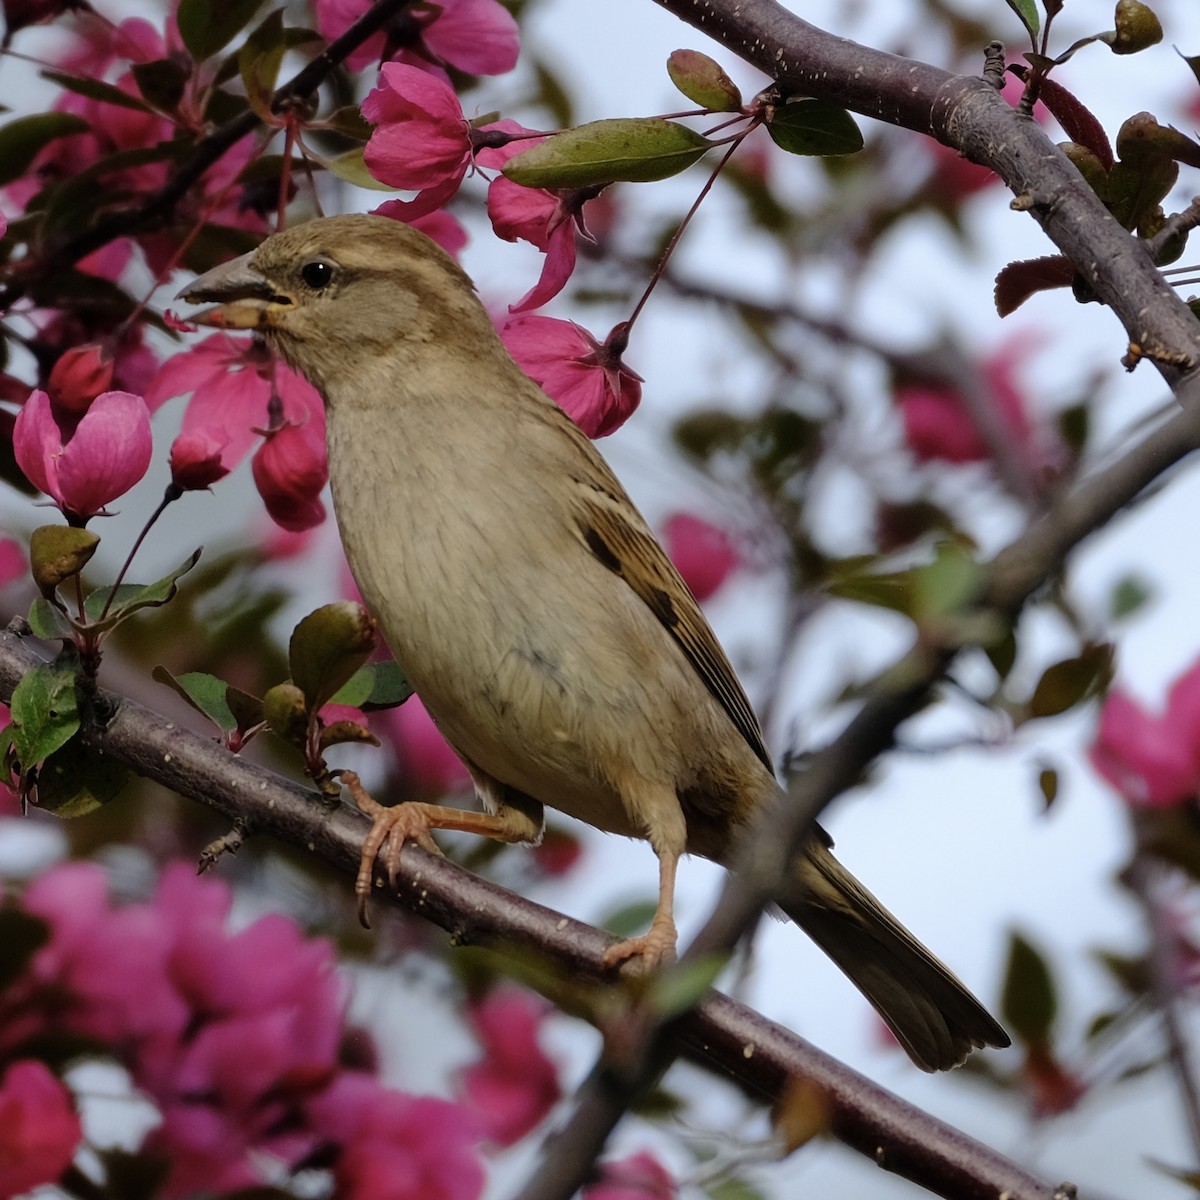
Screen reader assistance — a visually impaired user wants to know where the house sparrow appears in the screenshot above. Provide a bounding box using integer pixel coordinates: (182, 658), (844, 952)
(181, 214), (1009, 1071)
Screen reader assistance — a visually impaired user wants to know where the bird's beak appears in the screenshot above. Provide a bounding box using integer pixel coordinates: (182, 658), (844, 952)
(176, 251), (279, 330)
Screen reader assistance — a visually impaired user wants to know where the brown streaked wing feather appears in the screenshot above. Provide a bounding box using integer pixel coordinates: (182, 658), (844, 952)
(573, 480), (774, 775)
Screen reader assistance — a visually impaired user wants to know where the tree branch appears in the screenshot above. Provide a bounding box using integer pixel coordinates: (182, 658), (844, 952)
(0, 0), (414, 308)
(0, 625), (1072, 1200)
(651, 0), (1200, 392)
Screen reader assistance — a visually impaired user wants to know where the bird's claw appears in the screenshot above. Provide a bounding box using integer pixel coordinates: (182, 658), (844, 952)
(602, 914), (678, 974)
(340, 771), (443, 928)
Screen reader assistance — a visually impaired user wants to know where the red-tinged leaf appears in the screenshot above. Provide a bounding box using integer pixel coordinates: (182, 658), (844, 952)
(666, 49), (742, 112)
(994, 255), (1075, 315)
(1009, 66), (1113, 169)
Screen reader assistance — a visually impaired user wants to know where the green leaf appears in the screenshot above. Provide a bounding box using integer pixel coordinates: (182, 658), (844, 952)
(309, 145), (396, 192)
(35, 738), (129, 818)
(0, 908), (50, 991)
(1109, 574), (1151, 620)
(1110, 0), (1163, 54)
(8, 662), (80, 767)
(330, 659), (413, 711)
(1001, 929), (1057, 1044)
(1005, 0), (1041, 39)
(0, 112), (90, 187)
(40, 69), (157, 114)
(82, 548), (202, 631)
(649, 954), (727, 1018)
(503, 118), (713, 189)
(765, 99), (863, 157)
(289, 602), (378, 712)
(912, 541), (982, 621)
(26, 597), (74, 641)
(1028, 643), (1114, 718)
(239, 8), (286, 120)
(131, 58), (190, 112)
(666, 49), (743, 112)
(178, 0), (267, 61)
(29, 524), (99, 593)
(1037, 764), (1059, 811)
(323, 105), (375, 142)
(262, 681), (308, 746)
(152, 667), (237, 733)
(601, 898), (660, 939)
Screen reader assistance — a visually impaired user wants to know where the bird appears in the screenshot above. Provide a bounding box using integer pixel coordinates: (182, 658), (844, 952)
(180, 213), (1010, 1071)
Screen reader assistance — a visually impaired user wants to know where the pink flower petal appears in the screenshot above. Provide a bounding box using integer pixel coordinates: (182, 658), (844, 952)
(422, 0), (519, 75)
(54, 389), (152, 517)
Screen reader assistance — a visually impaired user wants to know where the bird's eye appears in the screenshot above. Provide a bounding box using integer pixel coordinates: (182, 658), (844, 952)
(301, 260), (334, 290)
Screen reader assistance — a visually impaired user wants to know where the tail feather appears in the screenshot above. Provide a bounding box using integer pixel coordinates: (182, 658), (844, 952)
(778, 842), (1010, 1072)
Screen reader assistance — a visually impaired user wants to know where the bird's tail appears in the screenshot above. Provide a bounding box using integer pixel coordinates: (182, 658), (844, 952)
(776, 839), (1010, 1071)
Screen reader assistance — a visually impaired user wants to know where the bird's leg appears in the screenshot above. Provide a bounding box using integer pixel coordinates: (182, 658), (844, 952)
(340, 770), (537, 926)
(602, 848), (680, 972)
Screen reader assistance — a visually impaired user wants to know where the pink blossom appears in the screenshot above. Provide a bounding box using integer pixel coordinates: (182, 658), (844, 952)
(385, 696), (471, 795)
(1089, 660), (1200, 808)
(18, 861), (189, 1050)
(317, 0), (518, 75)
(47, 342), (115, 414)
(530, 827), (583, 878)
(663, 513), (741, 601)
(896, 341), (1039, 467)
(0, 1060), (81, 1197)
(583, 1152), (677, 1200)
(251, 418), (329, 532)
(0, 538), (24, 587)
(13, 388), (152, 520)
(169, 427), (231, 491)
(399, 206), (470, 260)
(311, 1073), (484, 1200)
(362, 63), (475, 216)
(458, 988), (560, 1145)
(500, 316), (642, 438)
(0, 703), (17, 818)
(479, 123), (591, 310)
(148, 335), (327, 525)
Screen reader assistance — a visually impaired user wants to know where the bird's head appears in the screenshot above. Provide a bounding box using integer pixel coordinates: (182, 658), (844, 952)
(179, 214), (486, 394)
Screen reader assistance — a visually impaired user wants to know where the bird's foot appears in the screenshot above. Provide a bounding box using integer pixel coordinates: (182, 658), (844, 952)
(602, 912), (678, 974)
(340, 770), (443, 928)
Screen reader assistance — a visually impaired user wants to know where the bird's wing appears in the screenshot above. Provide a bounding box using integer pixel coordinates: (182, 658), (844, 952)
(561, 437), (774, 775)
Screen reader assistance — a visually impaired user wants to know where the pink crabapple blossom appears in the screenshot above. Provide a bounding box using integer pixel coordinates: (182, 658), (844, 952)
(663, 512), (742, 601)
(478, 121), (596, 311)
(1088, 657), (1200, 808)
(316, 0), (518, 76)
(583, 1151), (678, 1200)
(148, 334), (328, 529)
(499, 315), (642, 438)
(46, 342), (115, 414)
(385, 695), (471, 795)
(362, 63), (478, 218)
(13, 388), (153, 521)
(0, 861), (487, 1198)
(458, 988), (561, 1146)
(0, 538), (23, 588)
(0, 1059), (82, 1198)
(895, 337), (1055, 477)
